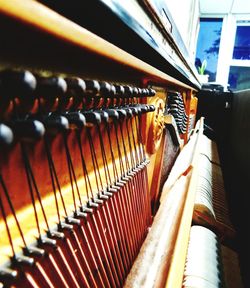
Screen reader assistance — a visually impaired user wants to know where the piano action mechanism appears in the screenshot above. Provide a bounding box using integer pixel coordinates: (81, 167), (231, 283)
(1, 1), (241, 288)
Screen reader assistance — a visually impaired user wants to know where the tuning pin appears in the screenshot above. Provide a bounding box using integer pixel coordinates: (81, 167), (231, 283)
(139, 104), (149, 114)
(113, 85), (124, 107)
(36, 76), (67, 113)
(109, 84), (116, 97)
(58, 222), (73, 231)
(47, 230), (65, 240)
(92, 81), (110, 108)
(130, 104), (151, 114)
(37, 236), (57, 247)
(132, 87), (139, 97)
(148, 105), (156, 112)
(65, 77), (86, 110)
(37, 76), (67, 98)
(140, 88), (149, 97)
(74, 210), (88, 218)
(137, 88), (143, 96)
(0, 70), (36, 100)
(66, 216), (81, 226)
(88, 200), (99, 208)
(83, 80), (100, 109)
(103, 109), (119, 121)
(65, 112), (86, 129)
(114, 85), (125, 97)
(85, 80), (100, 95)
(116, 108), (128, 119)
(148, 88), (156, 96)
(23, 246), (45, 257)
(0, 70), (37, 116)
(0, 123), (14, 145)
(11, 119), (45, 141)
(12, 255), (34, 266)
(136, 105), (142, 114)
(101, 84), (116, 108)
(130, 107), (139, 115)
(43, 114), (69, 134)
(129, 106), (138, 115)
(99, 81), (111, 97)
(124, 85), (133, 98)
(0, 267), (18, 279)
(97, 110), (109, 123)
(57, 78), (83, 111)
(83, 111), (101, 126)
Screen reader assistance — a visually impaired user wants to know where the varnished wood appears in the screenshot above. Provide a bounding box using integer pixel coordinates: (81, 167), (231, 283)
(0, 0), (196, 90)
(0, 1), (203, 286)
(124, 173), (191, 288)
(165, 118), (204, 288)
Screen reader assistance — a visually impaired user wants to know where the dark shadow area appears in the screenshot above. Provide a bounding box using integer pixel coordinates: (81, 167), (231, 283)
(196, 88), (250, 287)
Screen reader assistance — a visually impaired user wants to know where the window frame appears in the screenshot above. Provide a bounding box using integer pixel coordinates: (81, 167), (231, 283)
(204, 13), (250, 89)
(195, 17), (223, 82)
(228, 18), (250, 90)
(232, 20), (250, 61)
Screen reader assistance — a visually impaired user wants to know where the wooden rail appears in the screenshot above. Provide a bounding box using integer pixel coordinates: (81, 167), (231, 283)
(0, 0), (197, 90)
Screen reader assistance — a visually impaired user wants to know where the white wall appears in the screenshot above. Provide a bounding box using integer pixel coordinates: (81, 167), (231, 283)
(165, 0), (200, 61)
(200, 0), (250, 14)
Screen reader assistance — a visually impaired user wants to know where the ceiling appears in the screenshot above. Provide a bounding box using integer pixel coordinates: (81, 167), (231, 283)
(200, 0), (250, 14)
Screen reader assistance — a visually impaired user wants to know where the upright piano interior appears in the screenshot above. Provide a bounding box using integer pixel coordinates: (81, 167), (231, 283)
(0, 1), (247, 287)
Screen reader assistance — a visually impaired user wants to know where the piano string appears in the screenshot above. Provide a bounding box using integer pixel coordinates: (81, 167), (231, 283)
(0, 69), (156, 288)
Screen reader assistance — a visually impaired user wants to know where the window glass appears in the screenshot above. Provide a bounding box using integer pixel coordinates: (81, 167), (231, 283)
(228, 66), (250, 91)
(233, 24), (250, 60)
(195, 18), (223, 82)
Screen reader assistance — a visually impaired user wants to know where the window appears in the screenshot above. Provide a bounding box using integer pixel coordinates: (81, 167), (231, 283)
(233, 23), (250, 60)
(195, 18), (223, 82)
(228, 20), (250, 90)
(228, 66), (250, 91)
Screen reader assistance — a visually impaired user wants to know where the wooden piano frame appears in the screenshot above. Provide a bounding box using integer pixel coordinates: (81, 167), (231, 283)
(0, 1), (202, 287)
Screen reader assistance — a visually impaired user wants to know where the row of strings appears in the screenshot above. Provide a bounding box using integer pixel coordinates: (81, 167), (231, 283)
(0, 70), (155, 288)
(167, 91), (190, 134)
